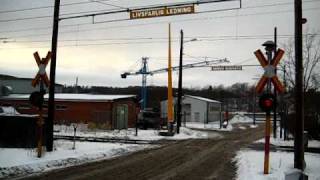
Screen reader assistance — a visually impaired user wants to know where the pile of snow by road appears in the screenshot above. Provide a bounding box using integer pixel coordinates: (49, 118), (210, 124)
(54, 125), (213, 140)
(255, 138), (320, 148)
(235, 150), (320, 180)
(185, 114), (256, 131)
(0, 140), (150, 179)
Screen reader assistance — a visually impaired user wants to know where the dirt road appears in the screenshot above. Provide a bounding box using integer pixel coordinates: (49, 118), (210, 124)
(25, 124), (264, 180)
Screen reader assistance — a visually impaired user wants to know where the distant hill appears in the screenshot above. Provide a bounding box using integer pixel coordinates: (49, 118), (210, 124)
(0, 74), (63, 86)
(0, 74), (18, 80)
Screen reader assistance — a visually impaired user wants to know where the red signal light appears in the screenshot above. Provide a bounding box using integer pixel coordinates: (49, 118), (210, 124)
(263, 99), (273, 108)
(259, 94), (275, 112)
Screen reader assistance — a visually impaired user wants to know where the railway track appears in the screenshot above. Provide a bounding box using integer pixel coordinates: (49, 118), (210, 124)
(53, 135), (162, 145)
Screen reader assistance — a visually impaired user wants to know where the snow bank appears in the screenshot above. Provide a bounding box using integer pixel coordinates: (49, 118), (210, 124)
(0, 126), (215, 178)
(234, 150), (320, 180)
(255, 138), (320, 148)
(0, 140), (150, 178)
(184, 114), (254, 131)
(229, 114), (253, 124)
(54, 125), (213, 141)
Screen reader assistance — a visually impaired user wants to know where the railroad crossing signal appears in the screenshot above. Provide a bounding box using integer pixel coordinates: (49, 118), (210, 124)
(32, 51), (51, 87)
(255, 48), (285, 94)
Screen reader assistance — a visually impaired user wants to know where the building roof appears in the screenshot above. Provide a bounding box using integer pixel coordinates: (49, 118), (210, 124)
(1, 93), (136, 102)
(185, 95), (221, 103)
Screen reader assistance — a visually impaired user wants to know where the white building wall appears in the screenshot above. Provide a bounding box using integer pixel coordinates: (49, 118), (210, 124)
(183, 97), (207, 123)
(160, 96), (221, 123)
(208, 102), (222, 122)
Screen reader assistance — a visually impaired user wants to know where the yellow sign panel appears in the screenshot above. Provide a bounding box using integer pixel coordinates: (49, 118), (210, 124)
(130, 5), (195, 19)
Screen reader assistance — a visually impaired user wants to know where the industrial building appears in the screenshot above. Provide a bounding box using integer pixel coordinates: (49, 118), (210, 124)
(0, 94), (138, 129)
(161, 95), (222, 124)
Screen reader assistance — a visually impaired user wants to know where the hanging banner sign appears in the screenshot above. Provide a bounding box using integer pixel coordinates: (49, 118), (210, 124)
(130, 5), (195, 19)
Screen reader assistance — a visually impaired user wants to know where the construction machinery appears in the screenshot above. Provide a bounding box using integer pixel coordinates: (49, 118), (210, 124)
(121, 57), (229, 110)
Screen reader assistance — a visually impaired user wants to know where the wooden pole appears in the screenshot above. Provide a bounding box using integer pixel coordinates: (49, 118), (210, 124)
(47, 0), (61, 152)
(177, 29), (184, 134)
(294, 0), (305, 170)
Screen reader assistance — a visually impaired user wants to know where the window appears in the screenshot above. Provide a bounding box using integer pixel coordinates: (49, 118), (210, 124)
(43, 103), (48, 109)
(56, 105), (67, 110)
(209, 105), (219, 112)
(18, 103), (31, 110)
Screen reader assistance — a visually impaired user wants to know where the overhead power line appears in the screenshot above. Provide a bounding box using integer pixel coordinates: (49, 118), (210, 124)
(0, 0), (239, 22)
(0, 0), (318, 34)
(0, 0), (117, 14)
(2, 6), (319, 40)
(59, 0), (240, 20)
(4, 33), (319, 44)
(3, 33), (320, 50)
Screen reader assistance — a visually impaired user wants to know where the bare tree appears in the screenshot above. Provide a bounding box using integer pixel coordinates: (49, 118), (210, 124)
(281, 31), (320, 92)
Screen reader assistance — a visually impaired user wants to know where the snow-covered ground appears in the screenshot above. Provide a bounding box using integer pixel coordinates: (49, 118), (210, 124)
(256, 138), (320, 149)
(235, 150), (320, 180)
(0, 126), (213, 178)
(235, 134), (320, 180)
(185, 114), (257, 131)
(0, 140), (150, 179)
(54, 125), (216, 140)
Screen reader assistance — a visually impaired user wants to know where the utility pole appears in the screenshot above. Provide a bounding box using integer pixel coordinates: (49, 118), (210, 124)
(141, 57), (148, 110)
(294, 0), (305, 170)
(273, 27), (277, 138)
(47, 0), (61, 152)
(177, 30), (184, 134)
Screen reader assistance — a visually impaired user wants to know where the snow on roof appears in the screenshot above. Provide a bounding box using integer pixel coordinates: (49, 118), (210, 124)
(185, 95), (221, 103)
(0, 106), (20, 115)
(2, 93), (136, 102)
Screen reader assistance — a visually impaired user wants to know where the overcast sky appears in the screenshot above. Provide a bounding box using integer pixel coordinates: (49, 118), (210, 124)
(0, 0), (319, 88)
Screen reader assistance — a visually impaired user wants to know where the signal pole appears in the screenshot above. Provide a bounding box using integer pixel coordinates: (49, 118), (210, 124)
(47, 0), (61, 152)
(294, 0), (305, 170)
(273, 27), (277, 138)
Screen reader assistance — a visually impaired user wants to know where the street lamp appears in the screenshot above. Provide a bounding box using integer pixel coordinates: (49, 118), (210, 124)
(176, 31), (197, 134)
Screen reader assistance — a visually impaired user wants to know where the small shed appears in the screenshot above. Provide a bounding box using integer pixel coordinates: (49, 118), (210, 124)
(161, 95), (222, 124)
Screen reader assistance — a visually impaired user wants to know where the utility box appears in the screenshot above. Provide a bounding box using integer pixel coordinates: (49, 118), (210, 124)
(0, 115), (46, 148)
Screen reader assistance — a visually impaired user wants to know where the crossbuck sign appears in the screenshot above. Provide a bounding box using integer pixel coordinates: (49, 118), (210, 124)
(254, 48), (285, 94)
(32, 51), (51, 87)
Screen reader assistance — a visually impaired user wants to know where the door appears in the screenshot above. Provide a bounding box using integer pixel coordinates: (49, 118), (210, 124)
(182, 104), (191, 123)
(116, 104), (128, 129)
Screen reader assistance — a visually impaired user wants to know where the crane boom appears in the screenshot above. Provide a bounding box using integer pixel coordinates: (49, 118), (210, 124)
(120, 57), (229, 110)
(121, 58), (229, 78)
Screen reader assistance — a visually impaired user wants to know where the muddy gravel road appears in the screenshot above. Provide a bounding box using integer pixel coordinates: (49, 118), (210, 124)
(25, 124), (264, 180)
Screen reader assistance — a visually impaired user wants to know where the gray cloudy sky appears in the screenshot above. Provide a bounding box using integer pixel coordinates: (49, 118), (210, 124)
(0, 0), (319, 88)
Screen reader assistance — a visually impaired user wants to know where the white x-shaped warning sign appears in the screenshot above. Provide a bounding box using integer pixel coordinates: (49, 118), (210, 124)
(32, 51), (51, 87)
(255, 49), (285, 94)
